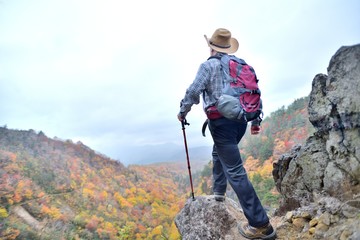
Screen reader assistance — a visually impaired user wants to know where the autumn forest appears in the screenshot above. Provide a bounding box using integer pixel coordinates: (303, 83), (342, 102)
(0, 96), (313, 239)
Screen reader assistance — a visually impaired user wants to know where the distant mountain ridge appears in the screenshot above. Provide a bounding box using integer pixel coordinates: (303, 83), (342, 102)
(119, 143), (212, 168)
(0, 127), (185, 239)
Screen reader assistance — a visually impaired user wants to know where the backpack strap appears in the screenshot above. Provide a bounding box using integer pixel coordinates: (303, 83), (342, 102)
(208, 54), (236, 83)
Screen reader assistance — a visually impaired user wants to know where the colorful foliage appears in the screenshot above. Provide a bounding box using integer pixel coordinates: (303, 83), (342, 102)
(0, 96), (312, 239)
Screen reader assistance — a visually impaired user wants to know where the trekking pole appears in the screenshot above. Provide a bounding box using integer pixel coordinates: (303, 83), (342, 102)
(181, 119), (195, 201)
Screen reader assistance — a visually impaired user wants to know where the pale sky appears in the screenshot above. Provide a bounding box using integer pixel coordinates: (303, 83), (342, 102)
(0, 0), (359, 165)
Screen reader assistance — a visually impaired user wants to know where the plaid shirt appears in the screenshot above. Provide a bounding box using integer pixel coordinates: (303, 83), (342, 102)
(179, 54), (224, 117)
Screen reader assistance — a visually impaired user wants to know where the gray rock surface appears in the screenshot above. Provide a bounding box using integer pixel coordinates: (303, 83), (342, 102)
(272, 44), (360, 239)
(175, 196), (252, 240)
(274, 44), (360, 209)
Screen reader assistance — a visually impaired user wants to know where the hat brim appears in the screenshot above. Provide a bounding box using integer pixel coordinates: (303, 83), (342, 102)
(204, 35), (239, 54)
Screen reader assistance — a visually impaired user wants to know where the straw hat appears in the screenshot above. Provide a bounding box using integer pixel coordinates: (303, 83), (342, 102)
(204, 28), (239, 54)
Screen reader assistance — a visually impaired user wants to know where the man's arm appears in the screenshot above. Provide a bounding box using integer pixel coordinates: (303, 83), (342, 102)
(177, 63), (209, 121)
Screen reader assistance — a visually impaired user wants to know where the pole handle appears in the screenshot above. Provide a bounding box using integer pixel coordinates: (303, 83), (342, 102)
(181, 119), (190, 129)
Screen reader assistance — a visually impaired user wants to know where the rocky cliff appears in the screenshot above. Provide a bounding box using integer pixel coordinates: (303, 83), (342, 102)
(175, 44), (360, 239)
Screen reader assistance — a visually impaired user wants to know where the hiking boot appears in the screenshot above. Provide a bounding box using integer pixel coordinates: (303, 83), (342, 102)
(214, 193), (225, 202)
(238, 222), (276, 239)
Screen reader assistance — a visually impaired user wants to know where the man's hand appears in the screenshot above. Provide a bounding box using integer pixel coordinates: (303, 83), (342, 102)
(177, 113), (185, 122)
(251, 125), (261, 135)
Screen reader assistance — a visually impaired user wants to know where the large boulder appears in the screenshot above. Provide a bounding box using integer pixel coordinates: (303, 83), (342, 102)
(175, 196), (248, 240)
(273, 44), (360, 211)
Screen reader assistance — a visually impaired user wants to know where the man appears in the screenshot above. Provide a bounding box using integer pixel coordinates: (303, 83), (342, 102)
(177, 28), (276, 239)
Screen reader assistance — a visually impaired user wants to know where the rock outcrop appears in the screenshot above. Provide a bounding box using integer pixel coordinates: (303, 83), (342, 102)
(176, 44), (360, 239)
(273, 44), (360, 239)
(175, 196), (272, 240)
(273, 44), (360, 207)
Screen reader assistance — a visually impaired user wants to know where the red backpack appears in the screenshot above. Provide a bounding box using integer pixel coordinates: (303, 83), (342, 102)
(206, 54), (263, 122)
